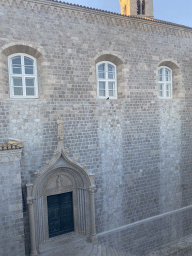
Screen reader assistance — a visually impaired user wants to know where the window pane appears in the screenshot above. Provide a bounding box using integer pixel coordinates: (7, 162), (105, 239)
(24, 57), (34, 75)
(108, 82), (114, 90)
(12, 56), (21, 65)
(98, 63), (105, 71)
(166, 84), (171, 97)
(108, 72), (115, 79)
(108, 64), (114, 72)
(26, 87), (35, 96)
(99, 90), (105, 97)
(12, 56), (22, 74)
(98, 72), (105, 79)
(165, 68), (171, 81)
(158, 84), (163, 91)
(109, 90), (114, 97)
(108, 64), (115, 79)
(166, 91), (170, 97)
(158, 68), (163, 82)
(99, 82), (105, 90)
(98, 64), (105, 79)
(13, 77), (22, 87)
(166, 84), (170, 91)
(24, 57), (33, 66)
(14, 87), (23, 96)
(159, 90), (163, 97)
(26, 78), (35, 87)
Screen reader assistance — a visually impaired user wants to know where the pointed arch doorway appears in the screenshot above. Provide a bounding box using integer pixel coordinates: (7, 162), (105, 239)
(26, 118), (97, 255)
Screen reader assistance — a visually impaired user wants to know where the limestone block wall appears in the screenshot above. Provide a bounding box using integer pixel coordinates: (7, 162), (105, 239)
(0, 150), (25, 256)
(0, 0), (192, 255)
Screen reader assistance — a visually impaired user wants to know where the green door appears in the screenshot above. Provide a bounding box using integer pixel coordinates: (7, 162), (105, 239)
(47, 192), (74, 238)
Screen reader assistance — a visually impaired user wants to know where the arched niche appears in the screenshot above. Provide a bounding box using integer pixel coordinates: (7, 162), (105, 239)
(27, 144), (96, 255)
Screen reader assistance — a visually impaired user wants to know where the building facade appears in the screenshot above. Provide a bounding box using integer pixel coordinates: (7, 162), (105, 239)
(1, 0), (192, 255)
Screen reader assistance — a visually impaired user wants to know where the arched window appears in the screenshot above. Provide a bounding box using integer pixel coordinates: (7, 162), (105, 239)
(96, 61), (117, 99)
(158, 67), (172, 98)
(8, 53), (38, 98)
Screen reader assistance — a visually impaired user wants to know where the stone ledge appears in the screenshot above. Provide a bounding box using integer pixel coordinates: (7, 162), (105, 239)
(0, 149), (22, 163)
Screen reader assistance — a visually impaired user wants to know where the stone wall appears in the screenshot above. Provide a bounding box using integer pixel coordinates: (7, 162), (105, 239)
(0, 150), (25, 256)
(1, 0), (192, 255)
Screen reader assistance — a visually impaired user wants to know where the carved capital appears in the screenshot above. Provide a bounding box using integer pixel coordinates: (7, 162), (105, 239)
(89, 186), (96, 193)
(27, 198), (35, 205)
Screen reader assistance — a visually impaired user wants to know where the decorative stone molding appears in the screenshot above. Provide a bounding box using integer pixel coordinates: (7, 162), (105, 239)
(27, 117), (96, 255)
(0, 149), (22, 163)
(1, 0), (192, 38)
(1, 41), (45, 58)
(94, 51), (124, 65)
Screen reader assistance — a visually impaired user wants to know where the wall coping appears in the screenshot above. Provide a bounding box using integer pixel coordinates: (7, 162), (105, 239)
(1, 0), (192, 38)
(0, 149), (22, 163)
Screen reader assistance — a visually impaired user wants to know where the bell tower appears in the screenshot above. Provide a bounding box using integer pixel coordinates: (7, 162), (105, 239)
(119, 0), (153, 18)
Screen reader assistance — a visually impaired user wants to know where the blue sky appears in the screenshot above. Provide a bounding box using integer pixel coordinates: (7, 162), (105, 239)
(60, 0), (192, 27)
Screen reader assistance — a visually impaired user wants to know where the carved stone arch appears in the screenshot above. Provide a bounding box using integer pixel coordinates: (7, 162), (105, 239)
(26, 118), (96, 255)
(94, 51), (124, 65)
(1, 42), (45, 58)
(158, 59), (184, 99)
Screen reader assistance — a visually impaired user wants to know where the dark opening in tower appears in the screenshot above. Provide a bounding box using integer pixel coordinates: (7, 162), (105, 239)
(137, 0), (145, 15)
(142, 0), (145, 15)
(137, 0), (141, 15)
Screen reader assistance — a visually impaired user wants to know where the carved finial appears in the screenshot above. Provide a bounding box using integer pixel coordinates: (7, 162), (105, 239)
(57, 116), (64, 141)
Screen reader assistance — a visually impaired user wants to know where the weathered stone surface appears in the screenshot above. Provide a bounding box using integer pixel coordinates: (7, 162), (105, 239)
(0, 0), (192, 255)
(0, 150), (25, 256)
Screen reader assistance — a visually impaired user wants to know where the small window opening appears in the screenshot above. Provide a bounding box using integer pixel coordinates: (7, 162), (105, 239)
(137, 0), (141, 15)
(142, 0), (145, 15)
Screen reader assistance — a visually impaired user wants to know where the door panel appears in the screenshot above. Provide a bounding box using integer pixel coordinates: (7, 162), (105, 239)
(47, 192), (74, 238)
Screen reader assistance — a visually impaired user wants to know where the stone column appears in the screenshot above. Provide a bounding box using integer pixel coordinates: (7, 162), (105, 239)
(89, 186), (97, 244)
(28, 200), (37, 256)
(27, 184), (37, 256)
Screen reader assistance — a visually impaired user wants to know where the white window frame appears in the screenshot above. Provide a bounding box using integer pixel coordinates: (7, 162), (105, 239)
(8, 53), (38, 99)
(96, 61), (117, 99)
(158, 66), (172, 99)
